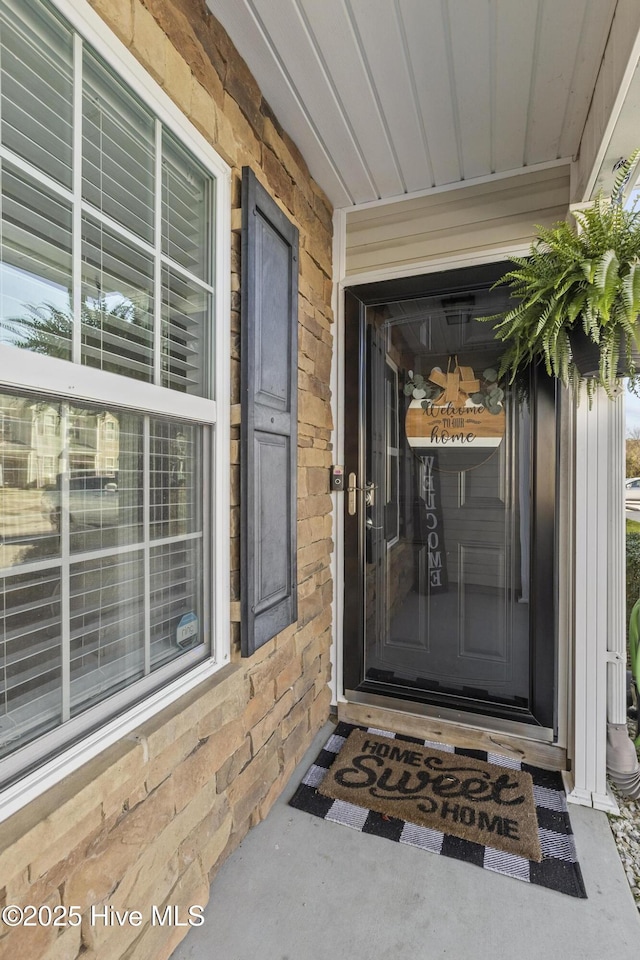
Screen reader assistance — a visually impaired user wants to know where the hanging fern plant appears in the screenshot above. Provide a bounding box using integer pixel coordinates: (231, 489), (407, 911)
(489, 151), (640, 398)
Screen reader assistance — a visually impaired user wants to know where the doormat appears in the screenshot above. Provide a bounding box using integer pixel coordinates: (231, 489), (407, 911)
(317, 727), (542, 861)
(289, 723), (587, 898)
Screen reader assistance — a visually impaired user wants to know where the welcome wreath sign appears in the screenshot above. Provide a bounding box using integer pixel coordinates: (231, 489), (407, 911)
(404, 362), (505, 449)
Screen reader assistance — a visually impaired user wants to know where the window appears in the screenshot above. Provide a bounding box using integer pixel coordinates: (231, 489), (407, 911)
(0, 0), (230, 796)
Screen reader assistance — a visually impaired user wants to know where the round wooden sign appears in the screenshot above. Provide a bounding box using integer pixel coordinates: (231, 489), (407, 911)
(405, 398), (505, 448)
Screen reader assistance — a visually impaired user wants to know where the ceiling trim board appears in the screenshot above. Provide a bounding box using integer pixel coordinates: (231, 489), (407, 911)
(341, 157), (572, 215)
(341, 244), (534, 289)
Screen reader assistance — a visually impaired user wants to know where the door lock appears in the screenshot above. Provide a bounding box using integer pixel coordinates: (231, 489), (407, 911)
(347, 473), (376, 515)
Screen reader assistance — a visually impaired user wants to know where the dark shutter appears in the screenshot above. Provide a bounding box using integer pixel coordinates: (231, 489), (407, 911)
(240, 167), (299, 656)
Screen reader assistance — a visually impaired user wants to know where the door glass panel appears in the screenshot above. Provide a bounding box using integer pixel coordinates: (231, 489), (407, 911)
(363, 286), (533, 716)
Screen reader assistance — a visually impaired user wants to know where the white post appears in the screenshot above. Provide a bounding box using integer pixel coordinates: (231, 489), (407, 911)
(608, 389), (628, 730)
(567, 386), (621, 812)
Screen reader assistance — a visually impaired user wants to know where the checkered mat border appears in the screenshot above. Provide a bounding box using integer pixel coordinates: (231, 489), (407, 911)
(289, 722), (587, 899)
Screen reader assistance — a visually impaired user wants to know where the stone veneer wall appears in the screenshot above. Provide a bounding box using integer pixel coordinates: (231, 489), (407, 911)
(0, 1), (334, 958)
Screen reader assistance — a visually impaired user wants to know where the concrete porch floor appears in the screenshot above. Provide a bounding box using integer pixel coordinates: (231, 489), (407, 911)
(171, 721), (640, 960)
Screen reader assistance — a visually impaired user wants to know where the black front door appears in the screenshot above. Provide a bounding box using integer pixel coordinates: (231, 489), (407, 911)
(343, 263), (556, 731)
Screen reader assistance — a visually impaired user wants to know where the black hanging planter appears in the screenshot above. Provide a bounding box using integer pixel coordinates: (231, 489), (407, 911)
(568, 325), (600, 377)
(568, 324), (640, 378)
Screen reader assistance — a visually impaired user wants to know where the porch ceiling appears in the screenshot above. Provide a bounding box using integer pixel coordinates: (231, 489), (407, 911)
(209, 0), (617, 209)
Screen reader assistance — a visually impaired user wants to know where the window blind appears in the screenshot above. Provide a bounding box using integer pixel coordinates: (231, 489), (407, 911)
(0, 390), (207, 754)
(83, 49), (155, 244)
(0, 0), (73, 189)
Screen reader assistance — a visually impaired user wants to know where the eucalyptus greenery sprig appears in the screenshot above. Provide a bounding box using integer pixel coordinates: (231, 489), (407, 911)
(404, 367), (505, 415)
(489, 151), (640, 398)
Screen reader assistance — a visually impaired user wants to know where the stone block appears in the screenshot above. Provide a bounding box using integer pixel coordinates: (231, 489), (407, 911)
(198, 811), (233, 875)
(280, 715), (310, 771)
(119, 861), (209, 960)
(190, 77), (217, 145)
(213, 106), (239, 167)
(224, 53), (264, 140)
(172, 719), (245, 811)
(263, 119), (309, 198)
(164, 41), (192, 114)
(0, 890), (60, 960)
(138, 664), (245, 760)
(42, 922), (82, 960)
(300, 326), (319, 362)
(300, 392), (332, 431)
(250, 689), (294, 755)
(310, 685), (332, 734)
(242, 684), (274, 733)
(88, 0), (133, 46)
(298, 590), (324, 623)
(315, 340), (333, 384)
(0, 738), (143, 887)
(227, 745), (281, 828)
(300, 249), (327, 296)
(28, 804), (103, 884)
(274, 656), (303, 700)
(216, 737), (251, 793)
(306, 466), (329, 496)
(3, 866), (30, 903)
(299, 371), (331, 402)
(132, 1), (167, 84)
(64, 778), (175, 910)
(280, 686), (313, 741)
(297, 538), (328, 572)
(313, 190), (334, 234)
(262, 145), (294, 213)
(177, 793), (230, 867)
(297, 494), (332, 521)
(247, 639), (296, 693)
(223, 94), (261, 166)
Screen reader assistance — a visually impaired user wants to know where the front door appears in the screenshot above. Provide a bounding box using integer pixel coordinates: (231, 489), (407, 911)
(343, 263), (556, 732)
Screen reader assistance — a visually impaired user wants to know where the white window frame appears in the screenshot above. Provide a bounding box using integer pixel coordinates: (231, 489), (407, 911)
(0, 0), (231, 823)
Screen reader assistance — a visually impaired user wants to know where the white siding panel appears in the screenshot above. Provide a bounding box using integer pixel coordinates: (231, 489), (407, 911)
(573, 0), (640, 200)
(299, 0), (404, 199)
(251, 0), (375, 203)
(446, 0), (492, 180)
(525, 0), (588, 164)
(345, 166), (570, 276)
(349, 0), (433, 192)
(557, 0), (617, 160)
(493, 0), (538, 172)
(399, 0), (460, 185)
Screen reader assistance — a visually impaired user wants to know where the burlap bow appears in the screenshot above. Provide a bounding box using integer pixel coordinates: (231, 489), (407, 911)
(429, 360), (480, 404)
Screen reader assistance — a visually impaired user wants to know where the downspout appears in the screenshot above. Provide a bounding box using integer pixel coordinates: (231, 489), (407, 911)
(605, 386), (640, 797)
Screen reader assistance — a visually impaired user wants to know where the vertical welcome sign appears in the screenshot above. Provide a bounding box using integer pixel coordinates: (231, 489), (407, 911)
(419, 454), (448, 594)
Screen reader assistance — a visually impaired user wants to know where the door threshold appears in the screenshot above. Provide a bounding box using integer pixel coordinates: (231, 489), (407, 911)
(341, 691), (566, 771)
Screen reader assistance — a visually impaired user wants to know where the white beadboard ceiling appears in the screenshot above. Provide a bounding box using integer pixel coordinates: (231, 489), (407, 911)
(208, 0), (618, 209)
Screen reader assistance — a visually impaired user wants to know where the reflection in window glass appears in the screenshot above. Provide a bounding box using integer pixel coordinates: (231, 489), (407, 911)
(83, 49), (155, 243)
(0, 394), (62, 568)
(68, 411), (143, 555)
(70, 551), (145, 715)
(0, 567), (62, 759)
(150, 418), (201, 540)
(150, 539), (202, 670)
(161, 267), (210, 395)
(162, 131), (211, 282)
(0, 0), (73, 188)
(81, 217), (154, 381)
(0, 387), (208, 746)
(0, 167), (72, 358)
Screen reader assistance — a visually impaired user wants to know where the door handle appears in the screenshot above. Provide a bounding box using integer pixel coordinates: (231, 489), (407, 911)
(347, 474), (376, 515)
